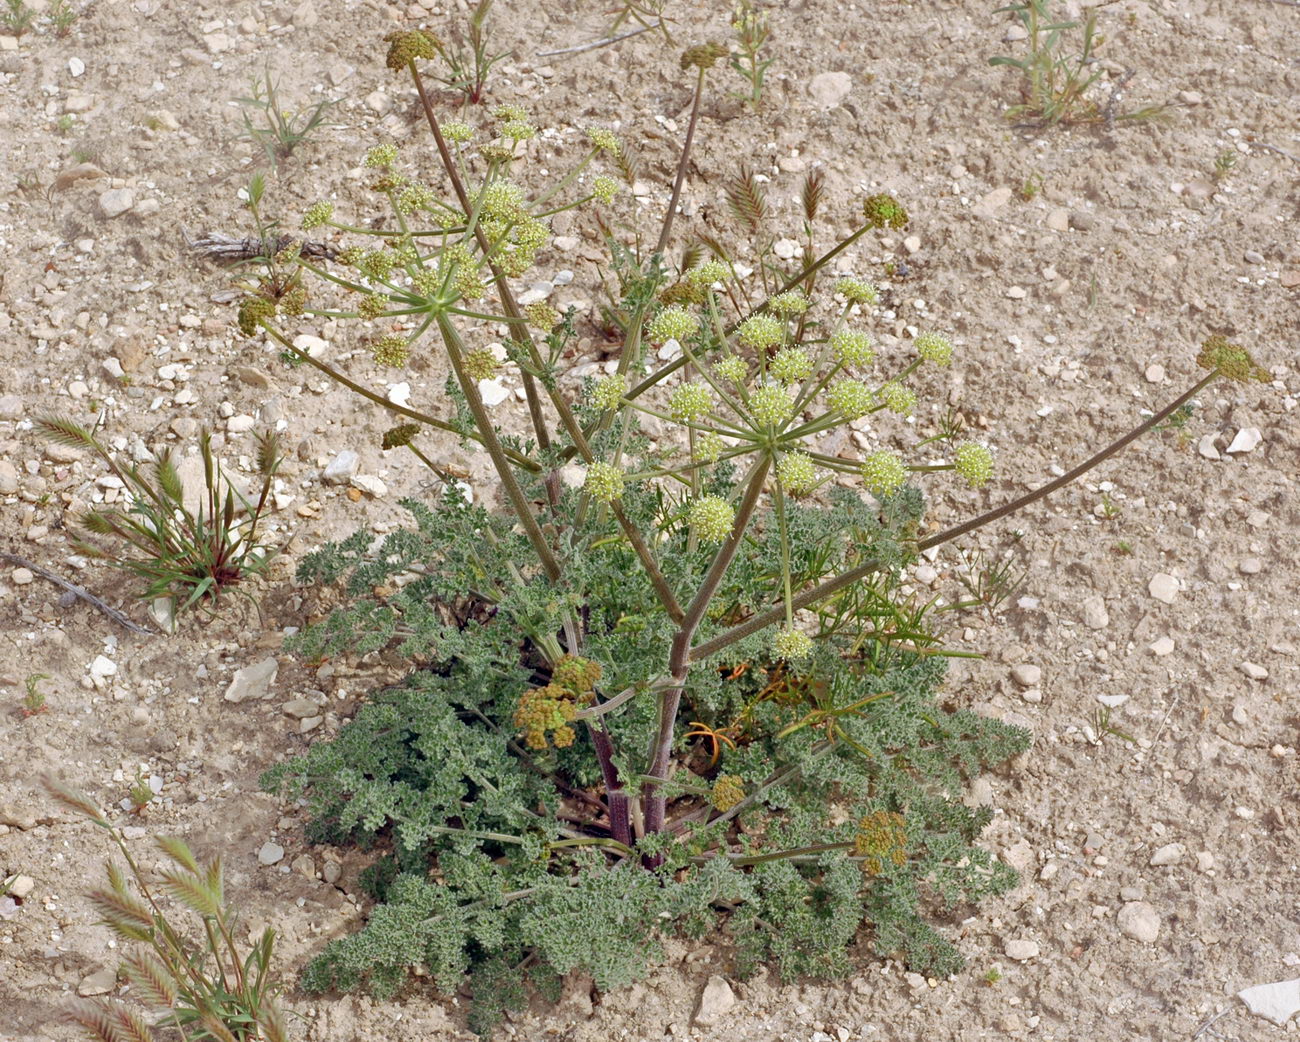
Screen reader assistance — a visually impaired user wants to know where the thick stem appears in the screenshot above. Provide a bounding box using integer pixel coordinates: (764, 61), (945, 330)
(642, 456), (772, 838)
(588, 724), (632, 847)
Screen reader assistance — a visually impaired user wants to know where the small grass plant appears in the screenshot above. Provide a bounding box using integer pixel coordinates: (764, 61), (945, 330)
(2, 0), (35, 37)
(990, 0), (1168, 126)
(234, 27), (1268, 1036)
(21, 673), (49, 717)
(35, 418), (283, 617)
(235, 69), (338, 168)
(426, 0), (505, 104)
(729, 0), (774, 108)
(46, 778), (291, 1042)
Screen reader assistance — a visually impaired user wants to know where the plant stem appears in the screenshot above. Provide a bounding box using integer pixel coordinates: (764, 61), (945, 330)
(655, 66), (706, 255)
(690, 373), (1217, 664)
(436, 312), (562, 582)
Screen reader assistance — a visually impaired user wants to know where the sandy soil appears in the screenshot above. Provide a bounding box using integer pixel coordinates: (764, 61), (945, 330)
(1, 1), (1297, 1040)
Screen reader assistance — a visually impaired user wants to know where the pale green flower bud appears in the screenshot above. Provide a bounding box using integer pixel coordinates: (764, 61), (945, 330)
(689, 495), (734, 542)
(861, 450), (907, 497)
(768, 290), (810, 315)
(492, 103), (528, 122)
(669, 382), (713, 422)
(592, 175), (619, 205)
(713, 356), (747, 384)
(647, 305), (699, 343)
(737, 314), (784, 351)
(770, 347), (813, 384)
(686, 261), (729, 286)
(590, 374), (626, 412)
(878, 382), (916, 416)
(585, 461), (626, 503)
(749, 384), (794, 427)
(364, 143), (398, 168)
(501, 119), (536, 142)
(587, 127), (620, 156)
(776, 452), (818, 496)
(464, 348), (499, 381)
(371, 335), (410, 368)
(694, 431), (726, 463)
(834, 277), (879, 305)
(357, 293), (388, 320)
(915, 331), (954, 366)
(830, 330), (874, 369)
(396, 183), (434, 215)
(442, 120), (472, 143)
(827, 380), (875, 420)
(301, 200), (333, 230)
(953, 441), (994, 487)
(772, 628), (813, 661)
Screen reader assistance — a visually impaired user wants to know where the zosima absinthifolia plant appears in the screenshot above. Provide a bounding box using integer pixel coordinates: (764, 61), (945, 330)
(242, 30), (1269, 1035)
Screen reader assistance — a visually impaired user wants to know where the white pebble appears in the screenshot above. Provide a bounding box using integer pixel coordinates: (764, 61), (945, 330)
(1147, 573), (1178, 604)
(1225, 427), (1262, 454)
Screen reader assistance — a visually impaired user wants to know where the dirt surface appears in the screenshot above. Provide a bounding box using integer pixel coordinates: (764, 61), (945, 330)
(1, 1), (1298, 1040)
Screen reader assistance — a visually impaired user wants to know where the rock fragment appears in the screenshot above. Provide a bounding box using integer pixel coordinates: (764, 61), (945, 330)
(1117, 901), (1161, 943)
(223, 657), (279, 703)
(693, 975), (737, 1028)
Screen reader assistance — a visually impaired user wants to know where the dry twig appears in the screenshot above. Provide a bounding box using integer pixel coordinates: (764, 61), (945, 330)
(2, 551), (153, 635)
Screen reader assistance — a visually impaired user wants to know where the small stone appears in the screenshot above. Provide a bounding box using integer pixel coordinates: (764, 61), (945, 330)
(0, 461), (18, 494)
(364, 89), (390, 115)
(226, 415), (255, 434)
(291, 0), (317, 27)
(0, 394), (23, 420)
(808, 71), (852, 109)
(1069, 211), (1096, 231)
(5, 874), (35, 898)
(1149, 636), (1175, 657)
(1239, 558), (1262, 575)
(1281, 270), (1300, 289)
(1244, 250), (1266, 265)
(1196, 851), (1215, 872)
(1149, 842), (1186, 866)
(1197, 434), (1220, 460)
(1004, 23), (1028, 41)
(974, 187), (1013, 216)
(387, 382), (411, 406)
(1238, 978), (1300, 1028)
(257, 842), (285, 866)
(1005, 285), (1027, 299)
(1148, 573), (1178, 604)
(0, 35), (17, 51)
(204, 31), (232, 54)
(1225, 427), (1262, 454)
(328, 63), (353, 87)
(299, 715), (323, 734)
(63, 91), (95, 113)
(350, 474), (388, 499)
(235, 366), (272, 389)
(1178, 89), (1203, 105)
(322, 860), (342, 884)
(290, 853), (316, 878)
(1082, 595), (1109, 630)
(68, 56), (85, 76)
(10, 566), (32, 585)
(773, 237), (800, 260)
(281, 698), (319, 720)
(1045, 207), (1070, 232)
(223, 657), (279, 703)
(1144, 364), (1165, 383)
(98, 188), (135, 219)
(1020, 688), (1042, 704)
(1239, 661), (1268, 681)
(478, 378), (510, 407)
(1117, 901), (1161, 943)
(292, 333), (329, 359)
(693, 976), (737, 1028)
(322, 450), (359, 484)
(1003, 939), (1039, 962)
(89, 655), (117, 678)
(1011, 663), (1042, 687)
(78, 967), (117, 996)
(903, 235), (921, 255)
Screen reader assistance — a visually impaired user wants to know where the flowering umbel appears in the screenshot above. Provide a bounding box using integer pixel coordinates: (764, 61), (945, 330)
(384, 30), (439, 72)
(854, 811), (908, 876)
(689, 495), (734, 542)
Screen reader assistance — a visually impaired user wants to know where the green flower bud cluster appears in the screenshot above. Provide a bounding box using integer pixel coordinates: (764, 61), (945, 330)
(680, 42), (729, 71)
(737, 314), (784, 351)
(826, 379), (874, 419)
(584, 461), (625, 503)
(492, 103), (528, 123)
(587, 127), (620, 156)
(854, 810), (908, 876)
(861, 450), (907, 497)
(647, 305), (700, 344)
(776, 451), (818, 496)
(237, 296), (276, 338)
(589, 374), (626, 412)
(770, 347), (813, 384)
(710, 774), (745, 811)
(771, 627), (813, 661)
(748, 384), (794, 427)
(878, 382), (916, 415)
(463, 347), (499, 381)
(514, 684), (577, 750)
(689, 495), (734, 543)
(953, 441), (994, 487)
(669, 382), (713, 422)
(364, 143), (399, 168)
(280, 285), (307, 317)
(396, 183), (434, 215)
(861, 193), (908, 230)
(694, 431), (726, 463)
(915, 331), (953, 366)
(384, 30), (439, 71)
(301, 200), (333, 230)
(381, 423), (420, 450)
(768, 290), (810, 315)
(1196, 334), (1268, 384)
(500, 120), (536, 143)
(686, 261), (729, 286)
(357, 293), (389, 320)
(834, 277), (879, 305)
(830, 329), (874, 368)
(525, 302), (560, 331)
(713, 357), (747, 384)
(442, 120), (472, 143)
(592, 175), (619, 205)
(371, 335), (410, 368)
